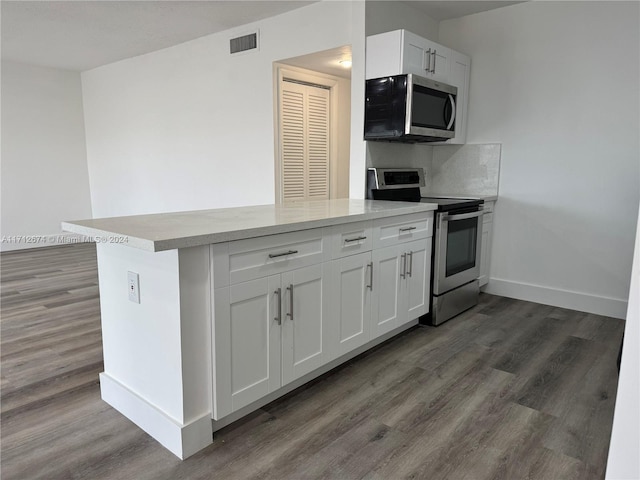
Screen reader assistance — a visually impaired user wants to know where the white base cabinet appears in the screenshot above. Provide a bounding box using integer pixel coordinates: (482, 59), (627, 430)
(213, 260), (329, 419)
(372, 238), (432, 339)
(212, 212), (434, 421)
(479, 201), (495, 288)
(281, 264), (329, 384)
(329, 252), (372, 358)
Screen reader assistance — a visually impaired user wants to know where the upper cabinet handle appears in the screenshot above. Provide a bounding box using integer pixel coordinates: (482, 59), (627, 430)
(425, 48), (431, 73)
(431, 49), (436, 73)
(268, 250), (298, 258)
(399, 226), (417, 232)
(344, 236), (367, 243)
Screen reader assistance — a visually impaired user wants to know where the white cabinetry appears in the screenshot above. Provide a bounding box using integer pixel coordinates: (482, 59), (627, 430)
(372, 238), (432, 338)
(329, 252), (372, 357)
(281, 264), (328, 384)
(212, 229), (330, 418)
(371, 213), (433, 339)
(366, 29), (471, 144)
(214, 276), (282, 415)
(212, 212), (434, 420)
(401, 30), (451, 82)
(479, 201), (495, 288)
(437, 50), (470, 144)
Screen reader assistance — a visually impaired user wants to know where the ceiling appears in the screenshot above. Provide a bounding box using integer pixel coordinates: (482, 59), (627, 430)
(279, 45), (353, 80)
(406, 1), (524, 21)
(0, 1), (317, 71)
(1, 1), (524, 72)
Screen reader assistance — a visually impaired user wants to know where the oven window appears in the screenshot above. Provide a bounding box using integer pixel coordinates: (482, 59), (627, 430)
(446, 217), (478, 277)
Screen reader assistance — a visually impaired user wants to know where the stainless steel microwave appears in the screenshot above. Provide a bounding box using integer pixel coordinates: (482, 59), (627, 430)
(364, 73), (457, 142)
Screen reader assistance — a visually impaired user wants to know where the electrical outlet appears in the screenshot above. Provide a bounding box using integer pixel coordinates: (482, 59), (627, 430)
(127, 271), (140, 303)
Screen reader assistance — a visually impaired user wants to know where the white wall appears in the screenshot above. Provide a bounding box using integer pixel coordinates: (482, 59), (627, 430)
(364, 1), (440, 178)
(1, 61), (92, 251)
(439, 1), (640, 318)
(606, 204), (640, 478)
(82, 1), (366, 217)
(365, 0), (439, 38)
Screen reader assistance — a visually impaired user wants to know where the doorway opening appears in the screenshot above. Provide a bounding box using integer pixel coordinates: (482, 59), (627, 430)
(274, 46), (352, 204)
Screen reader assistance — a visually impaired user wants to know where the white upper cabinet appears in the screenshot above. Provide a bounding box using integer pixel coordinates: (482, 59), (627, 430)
(402, 30), (451, 82)
(366, 29), (471, 144)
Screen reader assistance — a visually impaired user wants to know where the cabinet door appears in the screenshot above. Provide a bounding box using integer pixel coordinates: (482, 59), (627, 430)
(329, 252), (372, 358)
(213, 275), (281, 418)
(479, 219), (493, 288)
(447, 51), (470, 144)
(281, 263), (328, 385)
(402, 31), (430, 77)
(371, 244), (405, 338)
(428, 45), (451, 82)
(404, 238), (432, 323)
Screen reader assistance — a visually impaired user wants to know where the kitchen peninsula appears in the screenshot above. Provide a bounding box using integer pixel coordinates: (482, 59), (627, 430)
(62, 199), (437, 459)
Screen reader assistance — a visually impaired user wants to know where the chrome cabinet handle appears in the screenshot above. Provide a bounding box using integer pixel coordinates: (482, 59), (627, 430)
(287, 284), (294, 320)
(274, 288), (282, 324)
(446, 94), (456, 130)
(399, 226), (416, 232)
(367, 262), (373, 290)
(400, 253), (407, 279)
(425, 48), (431, 73)
(407, 251), (413, 277)
(268, 249), (298, 258)
(431, 50), (436, 73)
(344, 236), (367, 243)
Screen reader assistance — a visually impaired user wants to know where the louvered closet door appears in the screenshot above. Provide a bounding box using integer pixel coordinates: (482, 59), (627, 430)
(280, 80), (330, 201)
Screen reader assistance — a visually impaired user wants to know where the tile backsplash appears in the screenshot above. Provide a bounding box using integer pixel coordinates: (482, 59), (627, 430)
(365, 142), (501, 198)
(423, 144), (501, 197)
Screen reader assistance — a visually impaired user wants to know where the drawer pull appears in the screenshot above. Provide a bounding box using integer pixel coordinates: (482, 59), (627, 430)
(344, 236), (367, 243)
(399, 226), (417, 232)
(268, 250), (298, 259)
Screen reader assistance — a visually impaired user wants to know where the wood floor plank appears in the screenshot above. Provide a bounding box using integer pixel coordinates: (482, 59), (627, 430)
(0, 244), (625, 480)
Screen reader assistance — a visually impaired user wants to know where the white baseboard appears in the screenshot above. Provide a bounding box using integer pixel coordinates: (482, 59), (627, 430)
(99, 373), (213, 459)
(0, 232), (90, 252)
(484, 277), (628, 319)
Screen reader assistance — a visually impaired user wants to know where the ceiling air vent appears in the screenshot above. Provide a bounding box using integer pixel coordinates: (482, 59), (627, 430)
(230, 31), (259, 54)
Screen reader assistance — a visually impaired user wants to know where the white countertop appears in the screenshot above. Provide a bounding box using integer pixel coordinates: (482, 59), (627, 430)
(62, 199), (437, 252)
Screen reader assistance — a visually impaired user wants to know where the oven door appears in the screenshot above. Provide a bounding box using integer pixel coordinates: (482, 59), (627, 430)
(433, 210), (483, 295)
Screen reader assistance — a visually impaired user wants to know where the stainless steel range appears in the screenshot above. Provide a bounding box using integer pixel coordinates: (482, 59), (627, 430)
(367, 168), (483, 325)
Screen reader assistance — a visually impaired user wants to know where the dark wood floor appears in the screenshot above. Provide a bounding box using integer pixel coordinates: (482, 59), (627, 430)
(1, 244), (624, 479)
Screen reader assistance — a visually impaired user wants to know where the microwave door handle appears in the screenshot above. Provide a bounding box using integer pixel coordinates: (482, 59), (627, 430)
(446, 94), (456, 130)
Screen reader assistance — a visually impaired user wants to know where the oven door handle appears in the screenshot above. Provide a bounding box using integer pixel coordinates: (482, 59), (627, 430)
(440, 210), (484, 222)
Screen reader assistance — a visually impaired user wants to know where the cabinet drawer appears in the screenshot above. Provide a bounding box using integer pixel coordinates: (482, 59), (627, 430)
(330, 221), (373, 259)
(373, 212), (433, 249)
(223, 229), (326, 285)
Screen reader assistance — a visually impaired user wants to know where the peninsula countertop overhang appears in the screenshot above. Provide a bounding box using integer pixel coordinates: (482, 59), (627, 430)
(62, 199), (438, 252)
